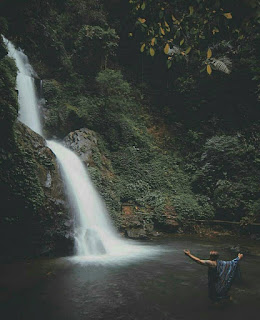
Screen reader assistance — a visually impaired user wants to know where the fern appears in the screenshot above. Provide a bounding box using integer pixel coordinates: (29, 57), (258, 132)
(209, 57), (232, 74)
(168, 45), (181, 55)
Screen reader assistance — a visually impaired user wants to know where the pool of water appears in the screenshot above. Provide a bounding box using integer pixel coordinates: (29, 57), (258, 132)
(0, 236), (259, 320)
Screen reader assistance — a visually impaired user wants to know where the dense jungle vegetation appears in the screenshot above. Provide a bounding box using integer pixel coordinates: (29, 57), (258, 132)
(1, 0), (260, 242)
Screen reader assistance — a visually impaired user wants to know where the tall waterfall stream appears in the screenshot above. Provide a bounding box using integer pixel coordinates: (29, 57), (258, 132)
(3, 36), (157, 262)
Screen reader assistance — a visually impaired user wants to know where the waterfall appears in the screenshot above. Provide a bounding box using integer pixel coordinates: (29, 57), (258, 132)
(2, 36), (42, 136)
(3, 36), (157, 262)
(46, 140), (122, 256)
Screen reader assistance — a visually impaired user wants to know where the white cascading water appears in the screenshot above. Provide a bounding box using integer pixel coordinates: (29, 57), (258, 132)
(46, 140), (136, 258)
(3, 36), (42, 136)
(3, 36), (159, 262)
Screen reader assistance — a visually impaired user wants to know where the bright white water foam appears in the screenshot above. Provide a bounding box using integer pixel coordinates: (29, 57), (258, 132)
(2, 36), (42, 135)
(3, 36), (160, 262)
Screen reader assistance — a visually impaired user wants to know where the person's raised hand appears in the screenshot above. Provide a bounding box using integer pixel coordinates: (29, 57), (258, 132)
(238, 253), (243, 260)
(184, 249), (190, 256)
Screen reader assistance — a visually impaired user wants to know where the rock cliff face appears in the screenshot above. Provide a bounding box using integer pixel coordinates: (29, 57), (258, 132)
(0, 121), (73, 259)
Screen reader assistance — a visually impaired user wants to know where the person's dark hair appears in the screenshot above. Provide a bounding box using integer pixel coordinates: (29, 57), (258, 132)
(209, 251), (219, 261)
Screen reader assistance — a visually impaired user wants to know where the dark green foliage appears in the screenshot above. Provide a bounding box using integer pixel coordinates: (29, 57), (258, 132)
(96, 69), (130, 98)
(74, 26), (119, 74)
(193, 135), (260, 221)
(43, 79), (91, 137)
(110, 144), (214, 222)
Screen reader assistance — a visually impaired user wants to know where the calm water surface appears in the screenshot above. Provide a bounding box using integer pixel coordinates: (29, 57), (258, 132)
(0, 236), (259, 320)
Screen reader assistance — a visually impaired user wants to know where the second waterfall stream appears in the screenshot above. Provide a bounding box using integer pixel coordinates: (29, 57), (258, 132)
(3, 36), (158, 262)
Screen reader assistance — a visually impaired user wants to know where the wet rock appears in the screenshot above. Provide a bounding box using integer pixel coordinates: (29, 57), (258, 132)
(0, 121), (73, 258)
(121, 203), (156, 238)
(120, 202), (180, 237)
(151, 231), (162, 237)
(161, 205), (179, 231)
(63, 128), (97, 165)
(145, 223), (154, 233)
(126, 228), (148, 240)
(45, 171), (52, 188)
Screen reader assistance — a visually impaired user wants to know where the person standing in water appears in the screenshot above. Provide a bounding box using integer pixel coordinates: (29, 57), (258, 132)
(184, 249), (243, 302)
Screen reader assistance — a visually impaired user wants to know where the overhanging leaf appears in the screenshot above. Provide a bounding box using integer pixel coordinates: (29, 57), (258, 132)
(164, 43), (170, 54)
(185, 46), (192, 54)
(223, 13), (232, 19)
(207, 48), (212, 59)
(138, 18), (146, 23)
(207, 64), (212, 75)
(171, 14), (179, 24)
(160, 27), (165, 35)
(150, 47), (155, 56)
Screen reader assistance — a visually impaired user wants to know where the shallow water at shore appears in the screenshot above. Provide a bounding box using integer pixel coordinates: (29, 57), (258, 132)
(0, 236), (259, 320)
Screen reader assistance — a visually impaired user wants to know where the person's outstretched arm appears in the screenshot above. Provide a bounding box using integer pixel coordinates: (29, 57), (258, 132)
(232, 253), (244, 262)
(184, 249), (215, 267)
